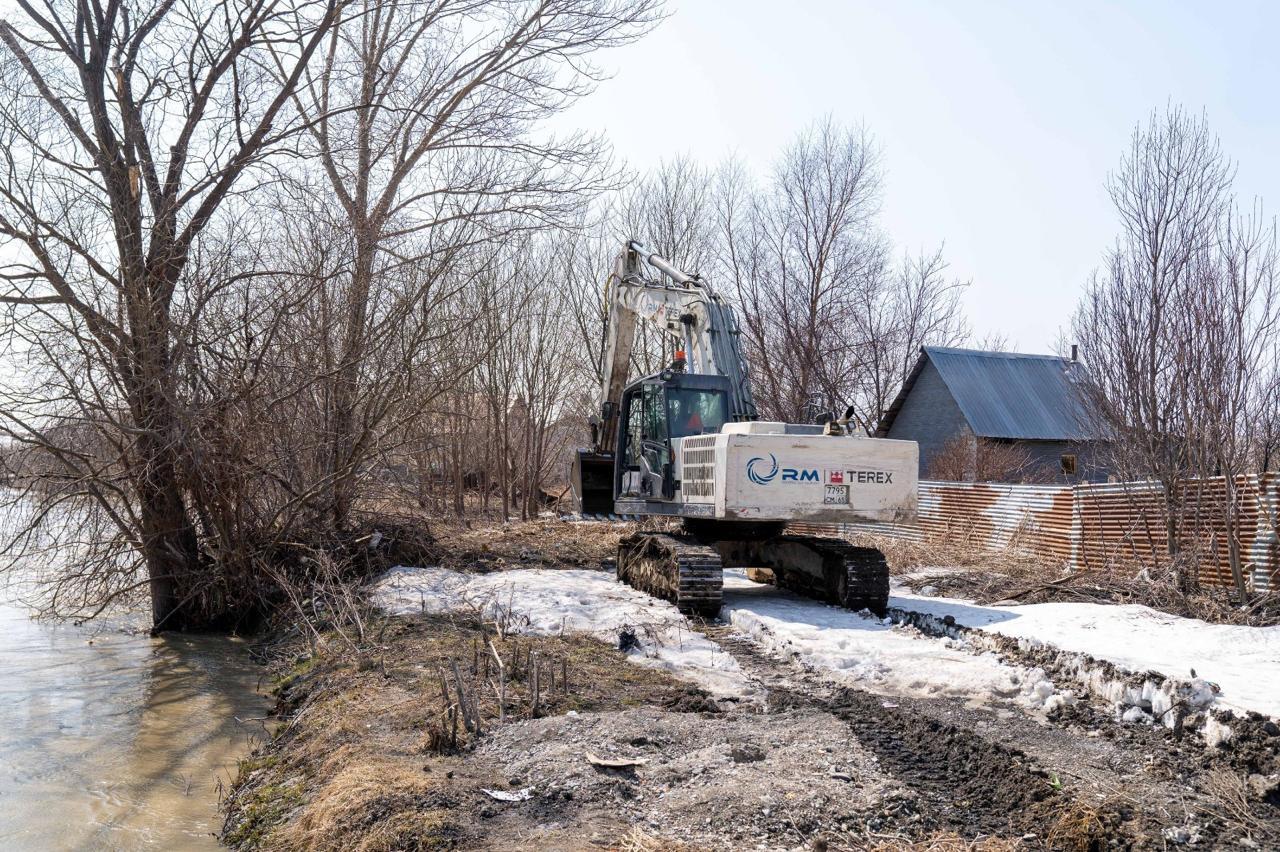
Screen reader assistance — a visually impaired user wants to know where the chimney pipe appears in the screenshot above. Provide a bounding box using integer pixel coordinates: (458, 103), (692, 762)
(1070, 344), (1078, 362)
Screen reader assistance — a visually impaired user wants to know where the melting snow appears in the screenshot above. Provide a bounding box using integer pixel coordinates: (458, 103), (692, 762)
(892, 584), (1280, 718)
(371, 561), (1280, 723)
(372, 566), (754, 699)
(720, 569), (1070, 710)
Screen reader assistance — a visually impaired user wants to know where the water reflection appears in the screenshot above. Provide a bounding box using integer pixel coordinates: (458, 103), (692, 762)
(0, 598), (269, 850)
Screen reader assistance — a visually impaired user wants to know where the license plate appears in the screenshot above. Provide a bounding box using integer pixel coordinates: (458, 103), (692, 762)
(823, 485), (849, 505)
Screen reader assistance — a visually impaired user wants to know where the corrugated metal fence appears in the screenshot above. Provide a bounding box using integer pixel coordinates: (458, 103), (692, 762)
(793, 475), (1280, 591)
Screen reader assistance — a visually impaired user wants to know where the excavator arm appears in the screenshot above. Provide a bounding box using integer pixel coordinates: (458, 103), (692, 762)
(594, 241), (756, 454)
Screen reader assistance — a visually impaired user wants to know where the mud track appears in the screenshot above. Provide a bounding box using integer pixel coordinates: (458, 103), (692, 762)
(707, 630), (1076, 844)
(821, 689), (1057, 837)
(707, 613), (1280, 849)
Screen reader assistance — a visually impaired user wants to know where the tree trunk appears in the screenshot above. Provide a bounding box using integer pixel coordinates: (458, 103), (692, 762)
(1162, 480), (1190, 592)
(330, 240), (377, 528)
(130, 371), (202, 632)
(120, 279), (203, 632)
(138, 459), (201, 631)
(1222, 474), (1249, 601)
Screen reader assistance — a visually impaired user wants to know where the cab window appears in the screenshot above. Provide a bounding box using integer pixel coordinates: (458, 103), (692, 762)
(667, 388), (728, 438)
(624, 393), (644, 467)
(642, 384), (666, 443)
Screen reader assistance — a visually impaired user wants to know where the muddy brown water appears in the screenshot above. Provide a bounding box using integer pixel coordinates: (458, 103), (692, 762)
(0, 592), (269, 850)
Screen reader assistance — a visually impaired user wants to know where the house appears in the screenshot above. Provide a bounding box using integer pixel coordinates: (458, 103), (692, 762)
(875, 346), (1109, 483)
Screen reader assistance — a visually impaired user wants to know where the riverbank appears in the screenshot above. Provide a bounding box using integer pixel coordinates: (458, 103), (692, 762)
(221, 612), (731, 849)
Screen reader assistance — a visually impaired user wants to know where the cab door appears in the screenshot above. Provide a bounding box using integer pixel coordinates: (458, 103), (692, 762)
(617, 381), (674, 501)
(639, 384), (673, 498)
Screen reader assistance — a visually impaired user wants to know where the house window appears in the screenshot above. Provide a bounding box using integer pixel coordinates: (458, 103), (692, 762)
(1060, 454), (1078, 476)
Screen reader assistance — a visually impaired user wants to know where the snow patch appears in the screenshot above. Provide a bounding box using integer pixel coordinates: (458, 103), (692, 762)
(372, 566), (755, 700)
(894, 586), (1280, 719)
(1204, 713), (1234, 748)
(1121, 705), (1152, 724)
(721, 570), (1068, 711)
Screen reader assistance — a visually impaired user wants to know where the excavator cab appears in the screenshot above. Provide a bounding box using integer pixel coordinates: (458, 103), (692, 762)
(616, 372), (730, 506)
(570, 370), (731, 517)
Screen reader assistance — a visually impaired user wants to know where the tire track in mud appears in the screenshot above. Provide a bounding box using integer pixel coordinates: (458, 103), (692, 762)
(706, 630), (1069, 842)
(816, 689), (1057, 837)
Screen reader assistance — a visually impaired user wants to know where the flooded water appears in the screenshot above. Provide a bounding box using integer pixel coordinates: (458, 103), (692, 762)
(0, 593), (270, 850)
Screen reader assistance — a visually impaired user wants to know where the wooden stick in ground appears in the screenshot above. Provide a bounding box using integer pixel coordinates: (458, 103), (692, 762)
(449, 660), (477, 734)
(488, 639), (506, 723)
(438, 669), (451, 711)
(437, 669), (458, 748)
(562, 657), (568, 694)
(530, 650), (540, 718)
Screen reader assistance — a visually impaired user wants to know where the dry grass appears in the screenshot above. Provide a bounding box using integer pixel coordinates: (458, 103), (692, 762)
(354, 492), (636, 572)
(848, 832), (1022, 851)
(222, 613), (707, 850)
(1043, 798), (1125, 851)
(620, 827), (1027, 852)
(617, 827), (713, 851)
(1201, 769), (1271, 841)
(849, 531), (1047, 606)
(431, 516), (635, 571)
(857, 529), (1280, 626)
(284, 762), (452, 852)
(859, 532), (1047, 579)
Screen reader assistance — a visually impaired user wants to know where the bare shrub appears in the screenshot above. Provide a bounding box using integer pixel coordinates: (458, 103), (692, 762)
(926, 435), (1055, 483)
(1201, 769), (1271, 843)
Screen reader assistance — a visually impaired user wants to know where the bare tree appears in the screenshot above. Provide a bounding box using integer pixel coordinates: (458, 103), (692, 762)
(718, 119), (889, 422)
(0, 0), (660, 629)
(1181, 205), (1280, 596)
(286, 0), (660, 526)
(614, 155), (718, 376)
(854, 246), (969, 432)
(1072, 106), (1280, 595)
(0, 0), (346, 629)
(715, 120), (971, 428)
(509, 240), (587, 517)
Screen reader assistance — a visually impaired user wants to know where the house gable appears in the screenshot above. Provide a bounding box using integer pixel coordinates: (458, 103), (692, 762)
(882, 359), (970, 478)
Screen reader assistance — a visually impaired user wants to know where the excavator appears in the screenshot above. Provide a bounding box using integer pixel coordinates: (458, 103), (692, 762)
(570, 241), (918, 617)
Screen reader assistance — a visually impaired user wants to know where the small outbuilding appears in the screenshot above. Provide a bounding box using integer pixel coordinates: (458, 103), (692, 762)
(875, 346), (1109, 483)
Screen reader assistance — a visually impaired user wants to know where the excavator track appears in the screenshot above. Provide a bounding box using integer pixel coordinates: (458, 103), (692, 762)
(718, 534), (890, 616)
(616, 532), (723, 617)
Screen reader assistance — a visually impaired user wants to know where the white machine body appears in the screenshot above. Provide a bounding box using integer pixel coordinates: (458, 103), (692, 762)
(674, 422), (918, 524)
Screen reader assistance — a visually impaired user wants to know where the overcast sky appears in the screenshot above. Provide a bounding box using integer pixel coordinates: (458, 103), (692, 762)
(558, 0), (1280, 352)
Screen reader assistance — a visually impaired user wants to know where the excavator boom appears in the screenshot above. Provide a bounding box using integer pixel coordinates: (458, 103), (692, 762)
(595, 241), (756, 453)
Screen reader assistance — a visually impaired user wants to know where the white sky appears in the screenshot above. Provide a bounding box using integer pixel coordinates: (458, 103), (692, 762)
(558, 0), (1280, 352)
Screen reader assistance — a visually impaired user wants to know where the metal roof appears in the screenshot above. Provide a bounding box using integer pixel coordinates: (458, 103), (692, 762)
(878, 347), (1101, 441)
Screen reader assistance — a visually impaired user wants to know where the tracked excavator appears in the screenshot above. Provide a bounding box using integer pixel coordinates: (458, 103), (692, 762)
(570, 241), (918, 617)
